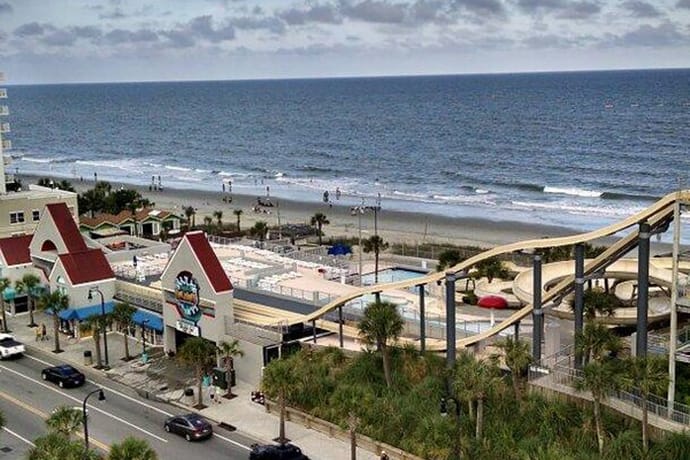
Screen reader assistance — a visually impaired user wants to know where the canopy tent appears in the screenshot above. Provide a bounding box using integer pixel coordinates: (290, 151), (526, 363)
(328, 243), (352, 256)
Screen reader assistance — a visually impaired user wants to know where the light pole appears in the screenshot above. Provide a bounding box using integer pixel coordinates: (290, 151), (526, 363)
(142, 318), (149, 363)
(82, 388), (105, 455)
(88, 287), (109, 369)
(350, 201), (381, 286)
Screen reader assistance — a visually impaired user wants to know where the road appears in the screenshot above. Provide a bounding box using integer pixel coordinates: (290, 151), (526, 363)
(0, 352), (257, 459)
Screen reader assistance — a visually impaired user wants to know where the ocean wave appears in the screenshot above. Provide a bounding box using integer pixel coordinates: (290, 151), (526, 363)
(543, 186), (602, 198)
(392, 190), (432, 200)
(21, 156), (53, 164)
(511, 200), (641, 217)
(164, 165), (192, 172)
(299, 165), (334, 173)
(600, 191), (660, 202)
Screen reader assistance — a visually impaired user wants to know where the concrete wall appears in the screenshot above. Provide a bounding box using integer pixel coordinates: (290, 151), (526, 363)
(230, 337), (264, 387)
(0, 189), (78, 238)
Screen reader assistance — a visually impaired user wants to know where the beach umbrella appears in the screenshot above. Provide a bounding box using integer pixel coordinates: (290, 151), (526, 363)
(478, 295), (508, 327)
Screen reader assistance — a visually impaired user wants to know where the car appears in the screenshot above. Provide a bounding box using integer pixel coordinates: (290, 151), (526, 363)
(0, 333), (25, 359)
(249, 443), (310, 460)
(164, 413), (213, 441)
(41, 364), (85, 388)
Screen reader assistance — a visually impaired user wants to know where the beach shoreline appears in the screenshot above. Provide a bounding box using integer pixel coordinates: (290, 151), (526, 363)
(21, 174), (613, 249)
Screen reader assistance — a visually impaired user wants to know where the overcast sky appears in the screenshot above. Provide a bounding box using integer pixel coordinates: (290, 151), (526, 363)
(1, 0), (689, 84)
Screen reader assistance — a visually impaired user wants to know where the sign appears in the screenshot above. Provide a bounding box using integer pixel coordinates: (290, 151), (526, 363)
(174, 271), (201, 324)
(175, 319), (200, 337)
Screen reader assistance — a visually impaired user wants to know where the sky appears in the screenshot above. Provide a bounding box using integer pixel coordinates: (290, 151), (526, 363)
(1, 0), (689, 84)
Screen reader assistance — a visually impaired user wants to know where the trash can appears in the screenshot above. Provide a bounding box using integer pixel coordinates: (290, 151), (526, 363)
(184, 388), (194, 405)
(83, 350), (93, 366)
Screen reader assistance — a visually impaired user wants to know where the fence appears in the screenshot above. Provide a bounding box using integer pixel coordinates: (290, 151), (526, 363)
(114, 281), (164, 314)
(529, 346), (690, 428)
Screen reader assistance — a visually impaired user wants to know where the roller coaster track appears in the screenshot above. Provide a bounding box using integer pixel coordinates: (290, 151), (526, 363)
(262, 191), (690, 351)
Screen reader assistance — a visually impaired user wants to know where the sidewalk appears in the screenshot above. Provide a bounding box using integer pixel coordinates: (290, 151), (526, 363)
(5, 312), (379, 460)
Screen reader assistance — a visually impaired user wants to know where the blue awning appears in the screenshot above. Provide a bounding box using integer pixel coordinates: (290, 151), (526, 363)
(132, 310), (163, 332)
(56, 301), (116, 322)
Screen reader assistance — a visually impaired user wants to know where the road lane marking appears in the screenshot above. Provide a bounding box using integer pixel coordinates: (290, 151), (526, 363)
(2, 427), (36, 447)
(212, 432), (252, 451)
(0, 389), (109, 452)
(24, 354), (173, 416)
(0, 364), (168, 444)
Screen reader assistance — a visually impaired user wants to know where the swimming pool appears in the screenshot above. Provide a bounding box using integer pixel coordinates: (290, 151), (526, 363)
(360, 267), (428, 286)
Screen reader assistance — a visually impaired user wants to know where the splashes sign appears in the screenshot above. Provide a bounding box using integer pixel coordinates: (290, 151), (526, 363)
(174, 271), (201, 324)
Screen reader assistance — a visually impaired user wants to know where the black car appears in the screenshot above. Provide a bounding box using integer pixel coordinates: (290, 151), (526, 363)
(41, 364), (85, 388)
(164, 413), (213, 441)
(249, 443), (310, 460)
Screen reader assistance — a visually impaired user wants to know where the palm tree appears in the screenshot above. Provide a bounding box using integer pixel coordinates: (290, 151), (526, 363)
(262, 357), (296, 444)
(37, 290), (70, 353)
(582, 287), (619, 320)
(109, 436), (158, 460)
(249, 221), (269, 247)
(437, 249), (462, 272)
(112, 302), (137, 361)
(28, 432), (100, 460)
(213, 210), (223, 229)
(452, 354), (501, 440)
(233, 209), (243, 232)
(184, 206), (196, 228)
(624, 356), (669, 452)
(203, 215), (213, 229)
(575, 321), (622, 365)
(358, 300), (403, 388)
(46, 406), (83, 438)
(474, 257), (509, 283)
(217, 339), (244, 398)
(176, 337), (217, 408)
(310, 212), (330, 246)
(0, 277), (9, 332)
(575, 359), (622, 454)
(496, 336), (532, 400)
(362, 235), (389, 284)
(80, 315), (108, 368)
(16, 273), (41, 327)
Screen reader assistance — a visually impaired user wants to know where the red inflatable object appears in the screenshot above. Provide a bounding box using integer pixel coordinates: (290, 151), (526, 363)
(478, 295), (508, 309)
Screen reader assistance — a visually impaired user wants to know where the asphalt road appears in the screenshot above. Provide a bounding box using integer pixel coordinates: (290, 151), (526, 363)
(0, 352), (258, 459)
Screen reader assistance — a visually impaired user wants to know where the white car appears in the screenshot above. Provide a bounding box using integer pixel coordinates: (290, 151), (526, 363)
(0, 333), (25, 359)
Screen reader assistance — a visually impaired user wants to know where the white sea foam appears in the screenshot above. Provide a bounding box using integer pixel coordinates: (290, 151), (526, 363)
(164, 165), (192, 172)
(544, 186), (602, 198)
(511, 200), (640, 217)
(21, 156), (53, 163)
(475, 188), (490, 194)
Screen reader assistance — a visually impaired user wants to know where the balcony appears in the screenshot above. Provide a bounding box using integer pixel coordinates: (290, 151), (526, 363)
(0, 106), (8, 116)
(1, 140), (11, 150)
(0, 89), (6, 99)
(0, 123), (8, 134)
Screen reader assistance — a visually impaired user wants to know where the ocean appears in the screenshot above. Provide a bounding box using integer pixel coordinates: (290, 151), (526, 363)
(5, 69), (690, 236)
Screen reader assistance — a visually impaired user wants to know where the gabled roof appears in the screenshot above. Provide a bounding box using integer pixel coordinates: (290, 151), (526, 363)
(46, 203), (88, 253)
(0, 235), (32, 266)
(185, 231), (233, 293)
(56, 248), (115, 286)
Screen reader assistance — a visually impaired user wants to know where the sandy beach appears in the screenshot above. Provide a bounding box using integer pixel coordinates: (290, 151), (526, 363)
(23, 174), (609, 249)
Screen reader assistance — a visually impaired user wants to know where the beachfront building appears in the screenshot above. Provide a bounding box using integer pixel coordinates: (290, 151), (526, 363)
(79, 208), (183, 240)
(0, 73), (79, 238)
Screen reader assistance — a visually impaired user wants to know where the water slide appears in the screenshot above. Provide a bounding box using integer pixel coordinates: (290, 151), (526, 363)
(260, 191), (689, 351)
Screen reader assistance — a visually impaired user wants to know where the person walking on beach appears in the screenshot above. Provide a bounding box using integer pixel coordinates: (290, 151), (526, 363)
(336, 187), (341, 200)
(41, 323), (47, 341)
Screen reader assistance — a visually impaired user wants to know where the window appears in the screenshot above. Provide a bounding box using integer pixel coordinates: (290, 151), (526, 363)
(9, 211), (25, 224)
(32, 210), (40, 221)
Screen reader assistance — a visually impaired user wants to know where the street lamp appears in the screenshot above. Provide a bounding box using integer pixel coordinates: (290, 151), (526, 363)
(141, 319), (149, 363)
(350, 201), (381, 286)
(82, 388), (105, 455)
(87, 287), (109, 369)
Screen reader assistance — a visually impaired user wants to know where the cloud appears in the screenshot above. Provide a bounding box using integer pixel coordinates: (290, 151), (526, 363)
(515, 0), (600, 19)
(340, 0), (408, 24)
(278, 3), (342, 25)
(104, 28), (159, 45)
(231, 16), (286, 34)
(14, 22), (47, 37)
(557, 1), (601, 19)
(0, 2), (12, 14)
(71, 26), (102, 39)
(161, 15), (235, 48)
(99, 8), (127, 20)
(621, 0), (662, 17)
(160, 29), (196, 48)
(611, 23), (686, 47)
(675, 0), (690, 8)
(453, 0), (506, 17)
(41, 30), (78, 47)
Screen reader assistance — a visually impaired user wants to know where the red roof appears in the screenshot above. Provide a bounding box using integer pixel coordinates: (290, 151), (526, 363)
(46, 203), (87, 253)
(0, 235), (32, 266)
(185, 231), (233, 293)
(57, 249), (115, 285)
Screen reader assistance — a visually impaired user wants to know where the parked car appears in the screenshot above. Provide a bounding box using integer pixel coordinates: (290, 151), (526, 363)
(0, 333), (25, 359)
(163, 413), (213, 441)
(249, 443), (310, 460)
(41, 364), (85, 388)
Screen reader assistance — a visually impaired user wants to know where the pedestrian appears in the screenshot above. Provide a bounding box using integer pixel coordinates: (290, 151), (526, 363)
(35, 326), (41, 342)
(208, 384), (216, 404)
(41, 323), (47, 341)
(336, 187), (341, 200)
